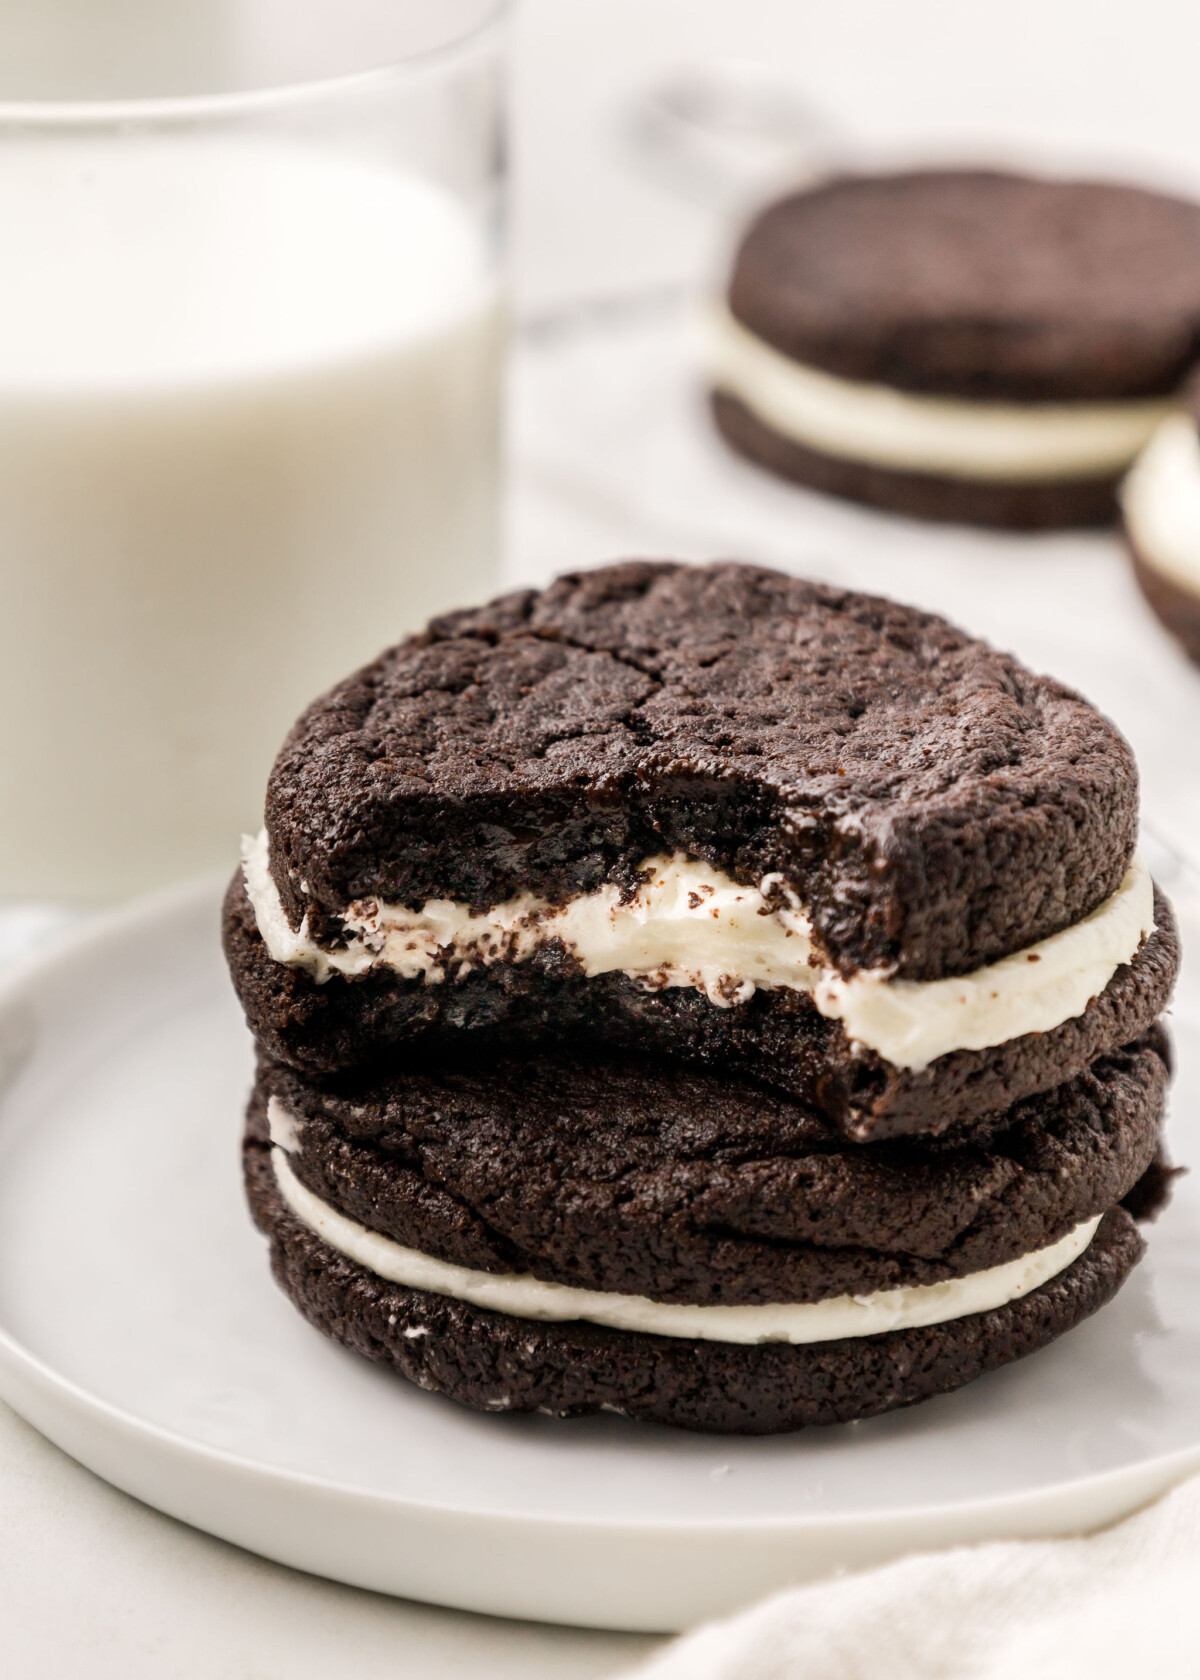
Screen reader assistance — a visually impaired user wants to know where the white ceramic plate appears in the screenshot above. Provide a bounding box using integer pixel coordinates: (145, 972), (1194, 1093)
(0, 877), (1195, 1634)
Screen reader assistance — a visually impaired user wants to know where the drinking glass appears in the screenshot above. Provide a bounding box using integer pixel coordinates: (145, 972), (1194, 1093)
(0, 0), (505, 898)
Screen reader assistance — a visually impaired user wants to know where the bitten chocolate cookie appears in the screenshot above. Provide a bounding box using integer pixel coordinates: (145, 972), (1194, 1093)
(1122, 404), (1200, 666)
(243, 1032), (1164, 1432)
(225, 562), (1177, 1140)
(706, 170), (1200, 528)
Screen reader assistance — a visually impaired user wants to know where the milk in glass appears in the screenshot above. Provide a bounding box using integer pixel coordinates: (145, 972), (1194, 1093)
(0, 137), (501, 897)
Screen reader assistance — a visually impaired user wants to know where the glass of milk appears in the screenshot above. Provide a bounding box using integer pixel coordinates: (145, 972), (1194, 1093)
(0, 0), (505, 899)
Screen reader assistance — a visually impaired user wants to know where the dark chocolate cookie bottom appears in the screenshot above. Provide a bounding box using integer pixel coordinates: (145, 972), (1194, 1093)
(711, 391), (1120, 531)
(244, 1140), (1143, 1435)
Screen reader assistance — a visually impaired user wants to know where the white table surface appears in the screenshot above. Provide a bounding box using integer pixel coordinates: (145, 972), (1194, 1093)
(7, 1), (1200, 1671)
(0, 1404), (653, 1679)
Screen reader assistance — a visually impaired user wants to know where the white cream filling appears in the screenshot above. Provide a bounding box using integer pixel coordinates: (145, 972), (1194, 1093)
(269, 1139), (1099, 1346)
(244, 832), (1153, 1073)
(702, 304), (1176, 482)
(267, 1096), (304, 1155)
(815, 859), (1152, 1070)
(1122, 411), (1200, 592)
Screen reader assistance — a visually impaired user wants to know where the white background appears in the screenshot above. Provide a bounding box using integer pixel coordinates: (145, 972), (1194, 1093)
(512, 0), (1200, 313)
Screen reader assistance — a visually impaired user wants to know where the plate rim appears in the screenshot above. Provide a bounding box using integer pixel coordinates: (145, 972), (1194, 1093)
(3, 1306), (1200, 1536)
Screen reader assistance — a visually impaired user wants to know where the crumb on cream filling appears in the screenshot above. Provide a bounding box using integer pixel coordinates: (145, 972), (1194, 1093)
(243, 833), (1153, 1073)
(1122, 411), (1200, 592)
(703, 304), (1177, 482)
(267, 1109), (1100, 1346)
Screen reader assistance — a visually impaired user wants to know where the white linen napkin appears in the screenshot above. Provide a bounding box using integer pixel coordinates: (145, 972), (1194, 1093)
(623, 1472), (1200, 1679)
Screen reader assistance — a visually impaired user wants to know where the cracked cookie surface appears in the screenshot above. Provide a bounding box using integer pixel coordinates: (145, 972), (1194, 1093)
(262, 560), (1139, 983)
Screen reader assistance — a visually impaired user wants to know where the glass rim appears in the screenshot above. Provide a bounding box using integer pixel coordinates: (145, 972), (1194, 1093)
(0, 0), (507, 127)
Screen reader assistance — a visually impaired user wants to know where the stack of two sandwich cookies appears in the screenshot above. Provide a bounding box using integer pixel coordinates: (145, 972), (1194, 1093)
(225, 561), (1179, 1434)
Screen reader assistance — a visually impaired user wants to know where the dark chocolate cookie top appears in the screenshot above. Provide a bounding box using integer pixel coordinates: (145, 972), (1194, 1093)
(264, 562), (1137, 981)
(728, 170), (1200, 400)
(256, 1034), (1166, 1306)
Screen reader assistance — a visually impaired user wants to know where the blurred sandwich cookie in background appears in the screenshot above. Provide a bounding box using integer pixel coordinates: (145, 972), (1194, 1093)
(705, 169), (1200, 529)
(1123, 399), (1200, 665)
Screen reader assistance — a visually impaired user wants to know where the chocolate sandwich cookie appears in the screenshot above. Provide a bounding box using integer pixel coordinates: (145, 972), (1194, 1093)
(243, 1037), (1167, 1433)
(706, 170), (1200, 528)
(225, 562), (1178, 1140)
(1122, 405), (1200, 665)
